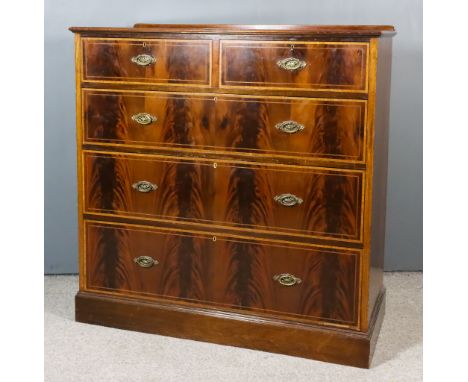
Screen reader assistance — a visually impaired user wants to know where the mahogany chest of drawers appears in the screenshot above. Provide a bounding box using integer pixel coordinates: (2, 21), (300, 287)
(70, 24), (395, 368)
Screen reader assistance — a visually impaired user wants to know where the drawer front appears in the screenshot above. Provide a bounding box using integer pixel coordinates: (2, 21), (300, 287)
(83, 90), (366, 163)
(84, 152), (363, 242)
(82, 38), (211, 85)
(220, 41), (368, 92)
(86, 221), (359, 326)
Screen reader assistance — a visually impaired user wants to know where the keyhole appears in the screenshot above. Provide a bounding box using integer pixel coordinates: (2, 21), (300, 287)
(213, 162), (217, 169)
(290, 44), (295, 52)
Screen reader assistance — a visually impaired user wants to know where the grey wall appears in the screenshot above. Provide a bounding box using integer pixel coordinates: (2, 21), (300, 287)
(45, 0), (422, 273)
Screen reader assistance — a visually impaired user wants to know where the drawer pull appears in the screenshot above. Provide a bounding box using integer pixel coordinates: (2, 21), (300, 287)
(275, 120), (305, 134)
(131, 54), (156, 66)
(131, 112), (157, 125)
(276, 57), (307, 71)
(274, 193), (303, 207)
(273, 273), (302, 287)
(133, 256), (159, 268)
(132, 180), (158, 193)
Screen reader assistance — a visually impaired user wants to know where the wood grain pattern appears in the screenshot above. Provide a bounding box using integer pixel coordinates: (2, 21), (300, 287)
(76, 288), (386, 368)
(71, 24), (395, 37)
(368, 36), (392, 321)
(70, 25), (395, 368)
(82, 81), (370, 100)
(86, 221), (359, 326)
(220, 41), (368, 92)
(83, 152), (363, 242)
(83, 89), (366, 163)
(82, 38), (211, 85)
(74, 34), (86, 290)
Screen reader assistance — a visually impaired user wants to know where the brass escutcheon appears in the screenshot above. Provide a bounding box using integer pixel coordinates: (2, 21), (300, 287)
(131, 112), (157, 125)
(131, 54), (156, 66)
(275, 120), (305, 134)
(274, 193), (303, 207)
(132, 181), (158, 193)
(273, 273), (302, 287)
(276, 57), (307, 71)
(133, 256), (159, 268)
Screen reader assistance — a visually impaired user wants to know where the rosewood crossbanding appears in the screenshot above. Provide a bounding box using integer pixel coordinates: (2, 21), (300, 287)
(71, 24), (395, 368)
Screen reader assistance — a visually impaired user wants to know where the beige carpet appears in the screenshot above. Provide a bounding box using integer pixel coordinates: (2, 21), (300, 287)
(45, 272), (422, 381)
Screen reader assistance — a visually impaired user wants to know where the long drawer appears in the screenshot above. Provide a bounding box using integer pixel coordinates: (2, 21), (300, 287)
(82, 38), (212, 85)
(85, 221), (359, 326)
(83, 90), (366, 163)
(220, 40), (368, 92)
(83, 152), (364, 243)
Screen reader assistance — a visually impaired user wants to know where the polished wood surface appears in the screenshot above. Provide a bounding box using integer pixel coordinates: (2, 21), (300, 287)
(71, 24), (394, 368)
(220, 41), (368, 92)
(86, 221), (359, 325)
(76, 289), (385, 368)
(83, 152), (363, 242)
(83, 89), (366, 163)
(82, 38), (211, 85)
(368, 36), (393, 319)
(71, 24), (395, 37)
(82, 81), (370, 100)
(75, 34), (86, 290)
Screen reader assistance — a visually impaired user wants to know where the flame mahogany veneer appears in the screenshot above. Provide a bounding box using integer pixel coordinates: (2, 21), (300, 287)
(70, 24), (395, 368)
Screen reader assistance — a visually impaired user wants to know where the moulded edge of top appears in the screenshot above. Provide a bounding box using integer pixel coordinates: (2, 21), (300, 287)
(69, 24), (396, 37)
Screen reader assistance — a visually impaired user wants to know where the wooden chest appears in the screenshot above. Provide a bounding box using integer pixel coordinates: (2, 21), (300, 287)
(70, 24), (395, 368)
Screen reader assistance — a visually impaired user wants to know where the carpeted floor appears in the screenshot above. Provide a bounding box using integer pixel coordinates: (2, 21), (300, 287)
(45, 272), (422, 382)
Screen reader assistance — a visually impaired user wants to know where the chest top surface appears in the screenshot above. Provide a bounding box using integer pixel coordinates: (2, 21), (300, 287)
(70, 24), (395, 37)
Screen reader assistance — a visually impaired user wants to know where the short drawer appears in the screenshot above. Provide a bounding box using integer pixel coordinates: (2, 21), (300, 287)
(82, 38), (211, 85)
(220, 40), (368, 92)
(83, 90), (366, 163)
(84, 152), (363, 243)
(85, 221), (359, 326)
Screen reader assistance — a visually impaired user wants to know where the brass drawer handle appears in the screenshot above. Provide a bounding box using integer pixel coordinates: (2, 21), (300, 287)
(274, 193), (303, 207)
(131, 54), (156, 66)
(276, 57), (307, 71)
(132, 181), (158, 193)
(131, 112), (157, 125)
(275, 120), (305, 134)
(273, 273), (302, 287)
(134, 256), (159, 268)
